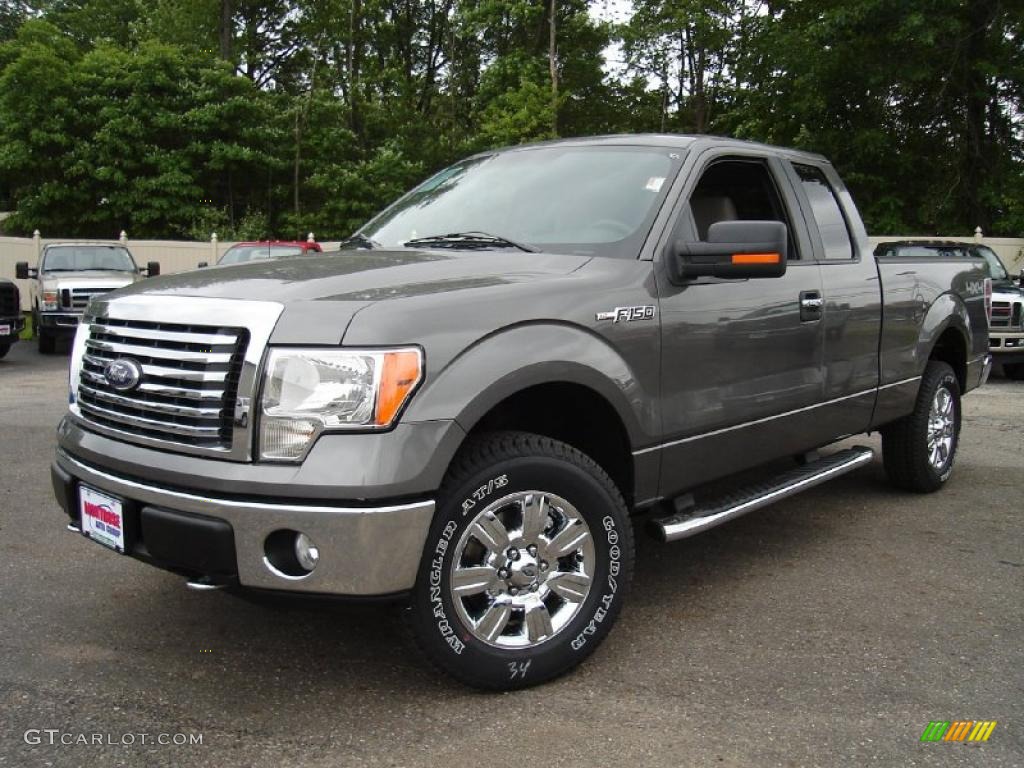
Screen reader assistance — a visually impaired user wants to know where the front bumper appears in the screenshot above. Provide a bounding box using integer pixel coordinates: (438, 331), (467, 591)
(38, 312), (82, 333)
(989, 333), (1024, 365)
(53, 450), (435, 596)
(0, 315), (24, 343)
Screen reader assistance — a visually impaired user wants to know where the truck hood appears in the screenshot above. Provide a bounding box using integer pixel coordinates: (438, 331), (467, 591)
(42, 272), (139, 291)
(107, 249), (592, 344)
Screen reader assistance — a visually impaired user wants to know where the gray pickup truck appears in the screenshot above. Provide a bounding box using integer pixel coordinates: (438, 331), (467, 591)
(16, 243), (160, 353)
(51, 136), (991, 690)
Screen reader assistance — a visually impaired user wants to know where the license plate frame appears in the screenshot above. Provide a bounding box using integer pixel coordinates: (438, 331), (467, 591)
(78, 484), (127, 554)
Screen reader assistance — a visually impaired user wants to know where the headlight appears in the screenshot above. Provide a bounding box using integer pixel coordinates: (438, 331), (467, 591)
(42, 291), (59, 311)
(259, 347), (423, 460)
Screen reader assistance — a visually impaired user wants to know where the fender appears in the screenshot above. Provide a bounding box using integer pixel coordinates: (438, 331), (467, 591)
(404, 322), (657, 449)
(915, 292), (972, 376)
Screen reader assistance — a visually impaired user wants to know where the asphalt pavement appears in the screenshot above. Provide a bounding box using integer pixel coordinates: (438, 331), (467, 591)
(1, 339), (1021, 767)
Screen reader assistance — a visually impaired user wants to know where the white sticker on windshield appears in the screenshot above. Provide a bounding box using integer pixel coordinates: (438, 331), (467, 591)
(645, 176), (665, 192)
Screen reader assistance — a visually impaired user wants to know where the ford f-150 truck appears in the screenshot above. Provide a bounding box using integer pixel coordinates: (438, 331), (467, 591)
(16, 243), (160, 353)
(51, 136), (991, 690)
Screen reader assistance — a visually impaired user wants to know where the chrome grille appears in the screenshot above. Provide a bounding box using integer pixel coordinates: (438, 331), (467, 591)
(990, 300), (1022, 331)
(70, 287), (117, 310)
(76, 318), (248, 451)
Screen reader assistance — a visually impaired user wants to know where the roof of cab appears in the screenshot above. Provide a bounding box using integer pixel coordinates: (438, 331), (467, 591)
(488, 133), (830, 164)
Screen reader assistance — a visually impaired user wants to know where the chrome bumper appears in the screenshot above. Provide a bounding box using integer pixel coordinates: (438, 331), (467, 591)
(56, 450), (435, 596)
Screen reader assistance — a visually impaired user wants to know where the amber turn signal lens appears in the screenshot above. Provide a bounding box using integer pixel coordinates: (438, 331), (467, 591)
(375, 350), (423, 426)
(731, 252), (781, 264)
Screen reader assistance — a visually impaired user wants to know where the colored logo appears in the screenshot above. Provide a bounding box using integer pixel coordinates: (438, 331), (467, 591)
(920, 721), (997, 742)
(104, 358), (142, 391)
(83, 501), (121, 529)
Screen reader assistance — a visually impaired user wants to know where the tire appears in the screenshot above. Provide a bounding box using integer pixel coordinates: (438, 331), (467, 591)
(881, 361), (961, 493)
(38, 329), (55, 354)
(1002, 363), (1024, 381)
(405, 431), (634, 690)
(0, 344), (8, 359)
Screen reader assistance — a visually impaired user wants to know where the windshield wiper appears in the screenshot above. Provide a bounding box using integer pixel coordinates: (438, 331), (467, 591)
(340, 233), (381, 250)
(403, 231), (537, 253)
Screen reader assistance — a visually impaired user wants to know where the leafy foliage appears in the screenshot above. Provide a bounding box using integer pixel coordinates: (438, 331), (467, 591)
(0, 0), (1020, 238)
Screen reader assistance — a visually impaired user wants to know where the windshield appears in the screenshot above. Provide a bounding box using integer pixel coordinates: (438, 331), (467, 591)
(219, 245), (305, 264)
(971, 245), (1009, 281)
(42, 245), (136, 272)
(357, 145), (683, 257)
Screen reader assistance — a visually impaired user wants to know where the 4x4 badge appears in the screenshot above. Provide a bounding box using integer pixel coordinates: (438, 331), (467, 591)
(596, 306), (656, 323)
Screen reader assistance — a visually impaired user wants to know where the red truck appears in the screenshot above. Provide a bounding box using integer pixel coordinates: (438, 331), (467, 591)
(199, 241), (323, 268)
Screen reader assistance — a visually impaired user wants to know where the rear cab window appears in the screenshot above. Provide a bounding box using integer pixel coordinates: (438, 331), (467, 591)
(792, 164), (854, 260)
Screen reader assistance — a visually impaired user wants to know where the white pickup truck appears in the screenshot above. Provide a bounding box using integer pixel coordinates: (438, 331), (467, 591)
(17, 243), (159, 353)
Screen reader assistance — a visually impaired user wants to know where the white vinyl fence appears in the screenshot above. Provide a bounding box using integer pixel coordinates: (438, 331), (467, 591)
(1, 229), (1021, 313)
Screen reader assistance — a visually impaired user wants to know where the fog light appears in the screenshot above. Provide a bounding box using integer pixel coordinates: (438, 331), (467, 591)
(295, 532), (319, 572)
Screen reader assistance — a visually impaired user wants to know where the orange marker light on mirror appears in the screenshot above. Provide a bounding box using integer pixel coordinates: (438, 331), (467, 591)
(375, 350), (423, 426)
(731, 252), (781, 265)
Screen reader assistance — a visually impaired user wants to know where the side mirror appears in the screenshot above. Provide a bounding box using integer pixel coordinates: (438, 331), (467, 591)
(145, 261), (160, 277)
(669, 220), (788, 281)
(15, 261), (32, 280)
(197, 261), (208, 269)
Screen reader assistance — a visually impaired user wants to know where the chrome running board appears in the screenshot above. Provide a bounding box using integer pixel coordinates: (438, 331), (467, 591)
(653, 447), (875, 542)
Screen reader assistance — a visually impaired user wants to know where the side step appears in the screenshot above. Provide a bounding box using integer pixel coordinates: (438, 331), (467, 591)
(652, 446), (875, 542)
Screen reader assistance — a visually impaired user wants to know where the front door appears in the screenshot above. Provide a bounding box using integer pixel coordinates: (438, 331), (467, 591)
(652, 153), (826, 497)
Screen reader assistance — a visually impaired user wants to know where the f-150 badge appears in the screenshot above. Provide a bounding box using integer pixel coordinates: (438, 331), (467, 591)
(596, 306), (657, 323)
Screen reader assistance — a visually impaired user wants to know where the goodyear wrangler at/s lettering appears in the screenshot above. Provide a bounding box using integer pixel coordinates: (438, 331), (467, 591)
(406, 431), (634, 690)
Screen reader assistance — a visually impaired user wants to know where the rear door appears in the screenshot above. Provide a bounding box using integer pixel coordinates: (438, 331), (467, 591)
(651, 149), (826, 496)
(782, 161), (881, 438)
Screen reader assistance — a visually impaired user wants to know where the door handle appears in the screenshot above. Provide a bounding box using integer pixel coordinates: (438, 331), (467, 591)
(799, 291), (823, 321)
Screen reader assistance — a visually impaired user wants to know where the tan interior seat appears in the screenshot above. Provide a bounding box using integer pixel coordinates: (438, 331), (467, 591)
(690, 196), (738, 240)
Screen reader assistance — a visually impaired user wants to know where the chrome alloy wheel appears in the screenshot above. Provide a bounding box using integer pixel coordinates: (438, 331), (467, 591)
(450, 491), (596, 649)
(927, 386), (956, 471)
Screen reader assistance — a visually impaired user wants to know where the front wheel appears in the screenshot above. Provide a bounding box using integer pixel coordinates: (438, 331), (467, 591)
(38, 328), (55, 354)
(882, 361), (961, 492)
(406, 431), (634, 690)
(1002, 363), (1024, 381)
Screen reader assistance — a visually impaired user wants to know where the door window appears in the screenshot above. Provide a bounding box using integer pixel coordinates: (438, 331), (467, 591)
(688, 159), (800, 259)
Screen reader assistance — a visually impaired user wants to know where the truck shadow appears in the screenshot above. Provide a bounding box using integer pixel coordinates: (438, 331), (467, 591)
(93, 455), (910, 709)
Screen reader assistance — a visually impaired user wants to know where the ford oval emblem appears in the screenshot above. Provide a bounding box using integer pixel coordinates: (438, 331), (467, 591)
(104, 358), (142, 392)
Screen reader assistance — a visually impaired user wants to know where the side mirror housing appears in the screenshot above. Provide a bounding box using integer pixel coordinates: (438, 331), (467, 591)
(197, 261), (208, 269)
(15, 261), (32, 280)
(669, 220), (788, 282)
(145, 261), (160, 277)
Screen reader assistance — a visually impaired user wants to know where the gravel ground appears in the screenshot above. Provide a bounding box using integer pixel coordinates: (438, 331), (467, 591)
(1, 340), (1021, 767)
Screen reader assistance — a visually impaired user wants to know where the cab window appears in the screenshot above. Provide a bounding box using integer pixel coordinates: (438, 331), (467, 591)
(688, 159), (800, 259)
(792, 164), (853, 260)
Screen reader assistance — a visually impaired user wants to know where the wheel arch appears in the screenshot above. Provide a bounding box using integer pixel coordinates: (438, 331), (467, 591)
(918, 293), (971, 391)
(406, 323), (658, 508)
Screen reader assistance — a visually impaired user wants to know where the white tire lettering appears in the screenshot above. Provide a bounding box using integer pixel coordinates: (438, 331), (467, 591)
(572, 514), (622, 652)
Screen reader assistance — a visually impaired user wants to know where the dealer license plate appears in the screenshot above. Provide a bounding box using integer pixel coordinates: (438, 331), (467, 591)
(79, 485), (126, 553)
(0, 324), (10, 335)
